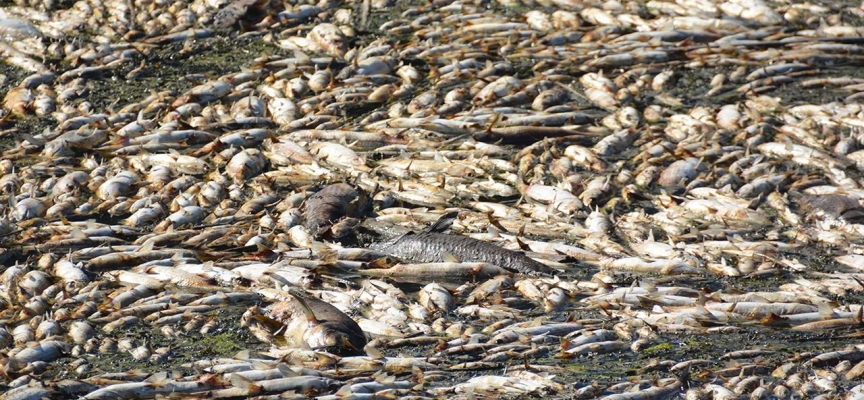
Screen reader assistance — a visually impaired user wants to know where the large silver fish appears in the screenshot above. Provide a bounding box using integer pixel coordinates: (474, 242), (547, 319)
(371, 212), (559, 276)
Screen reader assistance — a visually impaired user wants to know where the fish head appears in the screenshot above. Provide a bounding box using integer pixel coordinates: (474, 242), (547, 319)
(305, 322), (366, 355)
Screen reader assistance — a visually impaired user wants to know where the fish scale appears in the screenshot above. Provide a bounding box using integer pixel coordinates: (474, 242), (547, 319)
(371, 232), (558, 276)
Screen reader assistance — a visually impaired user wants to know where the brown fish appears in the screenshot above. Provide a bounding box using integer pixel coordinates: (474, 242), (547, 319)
(792, 192), (864, 223)
(273, 289), (367, 355)
(300, 183), (370, 239)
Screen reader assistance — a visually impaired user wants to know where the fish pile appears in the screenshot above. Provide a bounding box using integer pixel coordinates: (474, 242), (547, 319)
(3, 0), (864, 398)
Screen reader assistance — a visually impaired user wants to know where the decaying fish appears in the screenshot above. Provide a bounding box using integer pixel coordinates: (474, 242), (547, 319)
(269, 289), (367, 355)
(300, 183), (369, 239)
(792, 192), (864, 223)
(371, 215), (558, 276)
(213, 0), (273, 29)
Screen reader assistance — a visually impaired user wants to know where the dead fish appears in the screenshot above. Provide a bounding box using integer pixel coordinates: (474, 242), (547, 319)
(7, 340), (69, 371)
(301, 183), (370, 239)
(307, 23), (348, 58)
(272, 289), (367, 355)
(791, 192), (864, 222)
(371, 232), (558, 276)
(474, 126), (601, 144)
(213, 0), (271, 29)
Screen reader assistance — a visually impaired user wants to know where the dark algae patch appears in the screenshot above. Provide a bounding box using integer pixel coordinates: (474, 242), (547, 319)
(47, 304), (269, 382)
(88, 36), (282, 112)
(191, 332), (246, 356)
(641, 341), (675, 357)
(0, 34), (280, 153)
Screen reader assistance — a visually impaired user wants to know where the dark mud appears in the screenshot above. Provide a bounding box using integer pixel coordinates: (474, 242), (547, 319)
(0, 35), (280, 153)
(84, 305), (267, 376)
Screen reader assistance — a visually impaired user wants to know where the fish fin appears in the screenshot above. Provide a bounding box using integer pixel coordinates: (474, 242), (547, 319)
(249, 360), (274, 370)
(637, 293), (665, 307)
(312, 241), (337, 264)
(253, 243), (276, 259)
(364, 343), (385, 359)
(487, 224), (501, 236)
(529, 317), (545, 327)
(515, 236), (531, 252)
(375, 371), (395, 384)
(694, 304), (712, 317)
(642, 280), (657, 291)
(696, 292), (709, 306)
(441, 251), (460, 263)
(424, 210), (460, 233)
(267, 129), (281, 143)
(294, 50), (310, 63)
(146, 371), (169, 385)
(486, 112), (501, 132)
(287, 289), (319, 324)
(276, 363), (298, 377)
(817, 302), (836, 319)
(139, 239), (155, 253)
(69, 228), (88, 240)
(230, 374), (262, 394)
(335, 383), (354, 397)
(340, 335), (359, 353)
